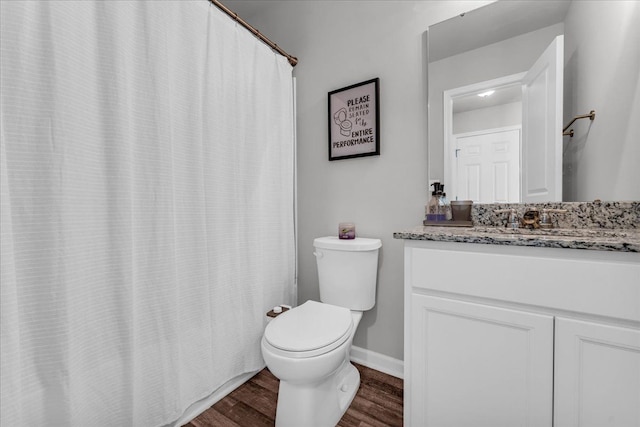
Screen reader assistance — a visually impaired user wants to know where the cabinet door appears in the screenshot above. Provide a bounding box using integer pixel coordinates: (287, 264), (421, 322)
(410, 295), (553, 427)
(555, 318), (640, 427)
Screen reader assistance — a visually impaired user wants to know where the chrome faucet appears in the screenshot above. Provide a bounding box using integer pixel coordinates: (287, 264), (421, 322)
(507, 209), (520, 229)
(521, 208), (568, 229)
(539, 208), (568, 229)
(495, 208), (520, 229)
(495, 207), (568, 229)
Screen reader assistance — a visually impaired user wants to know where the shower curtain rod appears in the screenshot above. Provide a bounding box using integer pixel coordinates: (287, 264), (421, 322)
(209, 0), (298, 67)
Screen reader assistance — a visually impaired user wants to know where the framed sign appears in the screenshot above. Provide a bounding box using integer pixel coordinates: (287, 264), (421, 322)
(328, 78), (380, 161)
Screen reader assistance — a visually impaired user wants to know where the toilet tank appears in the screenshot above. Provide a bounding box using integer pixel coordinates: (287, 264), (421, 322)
(313, 236), (382, 311)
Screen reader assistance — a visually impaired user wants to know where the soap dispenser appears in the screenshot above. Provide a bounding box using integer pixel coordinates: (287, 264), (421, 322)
(426, 182), (441, 221)
(439, 189), (451, 221)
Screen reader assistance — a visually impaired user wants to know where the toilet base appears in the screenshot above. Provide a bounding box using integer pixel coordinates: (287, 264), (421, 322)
(274, 360), (360, 427)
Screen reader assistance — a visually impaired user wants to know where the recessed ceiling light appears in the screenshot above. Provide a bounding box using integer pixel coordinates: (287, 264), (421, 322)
(477, 90), (495, 98)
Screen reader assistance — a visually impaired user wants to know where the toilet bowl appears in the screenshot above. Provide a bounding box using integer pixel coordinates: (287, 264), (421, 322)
(262, 301), (363, 427)
(261, 236), (381, 427)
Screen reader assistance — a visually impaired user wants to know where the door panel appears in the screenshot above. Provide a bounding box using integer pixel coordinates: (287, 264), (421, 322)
(453, 127), (520, 202)
(522, 35), (563, 202)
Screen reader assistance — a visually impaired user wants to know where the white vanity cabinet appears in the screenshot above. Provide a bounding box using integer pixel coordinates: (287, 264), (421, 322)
(554, 318), (640, 427)
(403, 240), (640, 427)
(411, 294), (554, 426)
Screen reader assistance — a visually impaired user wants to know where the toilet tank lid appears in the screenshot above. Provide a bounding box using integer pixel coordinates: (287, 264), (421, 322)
(313, 236), (381, 251)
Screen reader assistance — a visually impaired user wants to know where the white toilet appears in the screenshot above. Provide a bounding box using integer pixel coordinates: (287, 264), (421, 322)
(261, 236), (382, 427)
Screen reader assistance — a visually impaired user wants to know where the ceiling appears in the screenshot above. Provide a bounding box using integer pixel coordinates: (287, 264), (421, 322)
(428, 0), (571, 62)
(452, 84), (522, 114)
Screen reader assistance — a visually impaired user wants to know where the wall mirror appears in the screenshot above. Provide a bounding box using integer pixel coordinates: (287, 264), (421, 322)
(427, 0), (640, 202)
(445, 74), (524, 203)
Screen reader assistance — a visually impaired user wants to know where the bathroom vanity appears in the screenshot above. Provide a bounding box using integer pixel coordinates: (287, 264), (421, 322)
(395, 203), (640, 427)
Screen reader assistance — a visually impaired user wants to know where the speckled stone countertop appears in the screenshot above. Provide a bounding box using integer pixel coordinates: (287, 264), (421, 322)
(394, 201), (640, 253)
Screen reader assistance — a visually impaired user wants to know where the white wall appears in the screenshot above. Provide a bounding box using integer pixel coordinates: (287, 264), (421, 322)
(453, 101), (521, 135)
(563, 1), (640, 201)
(225, 0), (491, 360)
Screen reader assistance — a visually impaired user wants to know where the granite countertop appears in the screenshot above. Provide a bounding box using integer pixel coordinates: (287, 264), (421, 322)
(393, 226), (640, 252)
(394, 201), (640, 253)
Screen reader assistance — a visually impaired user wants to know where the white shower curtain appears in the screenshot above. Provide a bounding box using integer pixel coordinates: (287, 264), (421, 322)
(0, 1), (295, 426)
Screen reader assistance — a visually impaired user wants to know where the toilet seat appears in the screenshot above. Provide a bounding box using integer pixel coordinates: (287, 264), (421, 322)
(264, 300), (353, 358)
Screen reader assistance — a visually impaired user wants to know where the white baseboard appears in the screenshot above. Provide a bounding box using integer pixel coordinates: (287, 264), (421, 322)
(350, 345), (404, 379)
(171, 368), (261, 426)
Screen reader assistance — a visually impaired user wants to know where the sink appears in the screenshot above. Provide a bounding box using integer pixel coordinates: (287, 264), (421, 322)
(472, 227), (632, 239)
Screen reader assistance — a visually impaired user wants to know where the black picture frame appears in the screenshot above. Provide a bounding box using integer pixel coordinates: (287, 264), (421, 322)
(327, 78), (380, 161)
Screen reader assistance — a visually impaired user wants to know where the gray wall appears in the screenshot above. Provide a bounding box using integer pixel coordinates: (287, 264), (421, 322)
(563, 1), (640, 201)
(225, 0), (491, 360)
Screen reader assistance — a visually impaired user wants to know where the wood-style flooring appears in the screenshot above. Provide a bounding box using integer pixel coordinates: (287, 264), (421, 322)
(185, 363), (403, 427)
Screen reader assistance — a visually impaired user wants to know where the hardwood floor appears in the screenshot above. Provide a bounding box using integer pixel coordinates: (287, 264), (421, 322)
(185, 363), (403, 427)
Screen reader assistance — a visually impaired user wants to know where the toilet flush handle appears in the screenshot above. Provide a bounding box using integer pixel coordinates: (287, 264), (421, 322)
(313, 251), (323, 259)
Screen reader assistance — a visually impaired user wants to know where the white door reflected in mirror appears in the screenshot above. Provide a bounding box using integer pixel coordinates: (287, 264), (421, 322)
(521, 35), (563, 202)
(452, 127), (521, 203)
